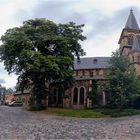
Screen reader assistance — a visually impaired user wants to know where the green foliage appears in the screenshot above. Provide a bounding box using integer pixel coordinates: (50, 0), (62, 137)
(106, 50), (140, 108)
(133, 97), (140, 109)
(57, 109), (106, 118)
(0, 19), (86, 110)
(89, 80), (108, 107)
(89, 80), (98, 105)
(31, 108), (140, 118)
(101, 108), (140, 117)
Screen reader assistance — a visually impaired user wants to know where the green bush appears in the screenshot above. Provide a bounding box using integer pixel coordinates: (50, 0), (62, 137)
(101, 109), (140, 117)
(133, 97), (140, 109)
(29, 104), (47, 111)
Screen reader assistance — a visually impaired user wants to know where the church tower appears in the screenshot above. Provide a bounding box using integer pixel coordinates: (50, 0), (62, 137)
(118, 9), (140, 74)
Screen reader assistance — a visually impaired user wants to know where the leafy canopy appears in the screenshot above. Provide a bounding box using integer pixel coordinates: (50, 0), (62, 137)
(106, 50), (140, 108)
(0, 19), (86, 109)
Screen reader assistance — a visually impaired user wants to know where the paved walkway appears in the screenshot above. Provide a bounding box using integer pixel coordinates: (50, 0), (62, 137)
(0, 106), (140, 140)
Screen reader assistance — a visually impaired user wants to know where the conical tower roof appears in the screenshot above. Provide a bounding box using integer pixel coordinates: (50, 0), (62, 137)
(131, 35), (140, 52)
(125, 9), (139, 30)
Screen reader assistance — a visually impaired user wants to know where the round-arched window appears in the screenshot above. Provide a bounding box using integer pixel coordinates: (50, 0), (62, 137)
(73, 87), (78, 104)
(79, 87), (85, 104)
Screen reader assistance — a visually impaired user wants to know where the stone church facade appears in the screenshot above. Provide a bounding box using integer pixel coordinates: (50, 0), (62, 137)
(47, 57), (110, 109)
(14, 10), (140, 109)
(119, 10), (140, 75)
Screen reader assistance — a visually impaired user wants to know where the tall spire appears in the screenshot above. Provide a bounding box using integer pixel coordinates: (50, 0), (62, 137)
(125, 9), (139, 30)
(131, 35), (140, 52)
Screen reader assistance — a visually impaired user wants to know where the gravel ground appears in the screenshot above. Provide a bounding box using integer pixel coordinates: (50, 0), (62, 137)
(0, 106), (140, 140)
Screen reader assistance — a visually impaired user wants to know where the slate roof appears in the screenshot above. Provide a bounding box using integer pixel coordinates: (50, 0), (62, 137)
(74, 57), (111, 70)
(131, 35), (140, 52)
(125, 9), (139, 30)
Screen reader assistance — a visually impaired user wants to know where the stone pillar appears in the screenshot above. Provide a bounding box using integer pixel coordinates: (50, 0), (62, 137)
(63, 98), (70, 108)
(87, 98), (92, 108)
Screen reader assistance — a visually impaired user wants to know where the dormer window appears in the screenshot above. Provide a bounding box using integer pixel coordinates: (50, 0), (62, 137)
(93, 59), (98, 64)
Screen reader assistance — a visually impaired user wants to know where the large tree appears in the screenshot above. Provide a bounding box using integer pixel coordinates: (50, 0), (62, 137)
(0, 19), (86, 110)
(106, 50), (140, 109)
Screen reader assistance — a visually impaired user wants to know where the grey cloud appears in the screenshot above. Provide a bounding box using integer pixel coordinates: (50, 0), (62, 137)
(31, 0), (97, 36)
(31, 0), (90, 26)
(15, 1), (140, 41)
(0, 79), (5, 84)
(15, 9), (31, 23)
(86, 7), (140, 38)
(32, 1), (140, 37)
(33, 1), (75, 22)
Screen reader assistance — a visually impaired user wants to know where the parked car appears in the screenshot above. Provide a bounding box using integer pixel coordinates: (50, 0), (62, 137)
(8, 101), (23, 107)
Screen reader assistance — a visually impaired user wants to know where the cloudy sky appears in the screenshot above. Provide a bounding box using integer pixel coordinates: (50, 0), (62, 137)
(0, 0), (140, 88)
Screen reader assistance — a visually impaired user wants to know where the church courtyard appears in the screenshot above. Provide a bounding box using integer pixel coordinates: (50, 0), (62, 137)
(0, 106), (140, 140)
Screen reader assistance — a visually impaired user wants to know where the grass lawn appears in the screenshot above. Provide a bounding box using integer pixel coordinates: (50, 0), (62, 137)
(31, 108), (140, 118)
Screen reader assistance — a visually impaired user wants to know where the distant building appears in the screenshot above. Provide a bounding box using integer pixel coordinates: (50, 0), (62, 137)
(0, 85), (6, 104)
(3, 88), (15, 105)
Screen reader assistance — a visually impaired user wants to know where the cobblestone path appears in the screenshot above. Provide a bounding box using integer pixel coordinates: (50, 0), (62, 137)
(0, 106), (140, 140)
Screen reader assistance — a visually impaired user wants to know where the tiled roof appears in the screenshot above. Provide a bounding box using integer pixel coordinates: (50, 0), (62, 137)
(74, 57), (111, 70)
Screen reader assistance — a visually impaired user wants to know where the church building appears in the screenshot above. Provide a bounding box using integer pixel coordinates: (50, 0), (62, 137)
(14, 10), (140, 109)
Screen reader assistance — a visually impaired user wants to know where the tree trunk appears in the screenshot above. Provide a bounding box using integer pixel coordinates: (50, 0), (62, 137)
(31, 75), (47, 110)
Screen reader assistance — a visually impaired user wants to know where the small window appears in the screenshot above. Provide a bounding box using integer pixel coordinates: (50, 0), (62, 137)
(90, 71), (94, 77)
(82, 70), (85, 76)
(76, 71), (78, 76)
(95, 70), (99, 75)
(78, 70), (83, 76)
(132, 56), (134, 62)
(128, 37), (133, 45)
